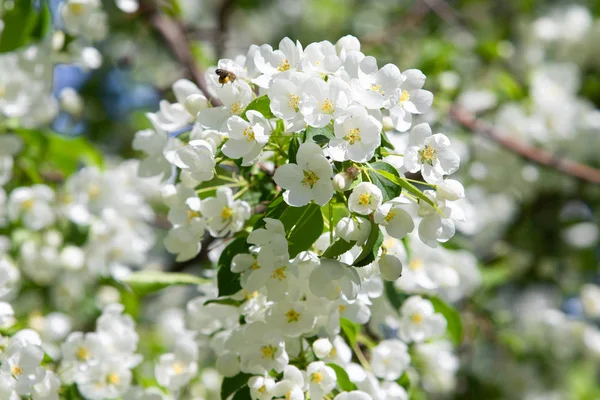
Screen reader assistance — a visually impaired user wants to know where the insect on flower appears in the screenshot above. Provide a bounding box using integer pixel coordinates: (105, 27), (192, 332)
(215, 69), (237, 85)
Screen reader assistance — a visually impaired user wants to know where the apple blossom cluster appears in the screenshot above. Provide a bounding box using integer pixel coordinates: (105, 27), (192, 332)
(133, 35), (474, 399)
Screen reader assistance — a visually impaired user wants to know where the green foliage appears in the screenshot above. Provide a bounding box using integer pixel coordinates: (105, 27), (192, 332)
(384, 281), (407, 311)
(429, 296), (463, 346)
(0, 0), (51, 53)
(322, 238), (356, 258)
(243, 95), (276, 119)
(218, 237), (250, 296)
(288, 136), (300, 164)
(304, 125), (335, 145)
(121, 271), (210, 297)
(340, 317), (361, 347)
(328, 363), (358, 391)
(221, 373), (252, 400)
(353, 221), (383, 267)
(280, 203), (324, 258)
(367, 162), (402, 201)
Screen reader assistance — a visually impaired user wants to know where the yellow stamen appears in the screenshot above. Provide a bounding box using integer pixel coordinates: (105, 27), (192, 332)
(346, 128), (361, 144)
(277, 59), (291, 72)
(320, 98), (334, 114)
(11, 366), (22, 376)
(288, 94), (299, 111)
(418, 144), (437, 166)
(285, 308), (300, 323)
(302, 170), (319, 188)
(172, 362), (185, 375)
(409, 259), (423, 270)
(22, 199), (35, 211)
(370, 84), (384, 94)
(221, 207), (234, 220)
(358, 193), (371, 205)
(76, 346), (90, 361)
(260, 345), (277, 360)
(230, 101), (242, 115)
(411, 313), (424, 324)
(311, 372), (323, 383)
(271, 267), (287, 281)
(69, 3), (85, 15)
(243, 127), (255, 142)
(87, 184), (101, 199)
(399, 90), (410, 103)
(384, 210), (396, 223)
(107, 373), (120, 385)
(187, 210), (200, 222)
(251, 261), (261, 270)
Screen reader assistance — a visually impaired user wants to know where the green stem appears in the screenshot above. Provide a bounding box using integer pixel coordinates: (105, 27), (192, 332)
(329, 201), (334, 243)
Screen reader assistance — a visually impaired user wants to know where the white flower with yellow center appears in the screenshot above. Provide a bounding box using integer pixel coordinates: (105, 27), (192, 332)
(238, 322), (289, 374)
(272, 365), (305, 400)
(162, 184), (203, 228)
(388, 69), (434, 132)
(252, 37), (304, 88)
(306, 361), (337, 400)
(172, 139), (216, 187)
(1, 340), (45, 395)
(309, 258), (361, 301)
(350, 56), (405, 109)
(301, 40), (342, 76)
(244, 256), (299, 301)
(60, 0), (107, 41)
(299, 77), (351, 128)
(268, 71), (308, 132)
(581, 284), (600, 319)
(7, 184), (55, 231)
(329, 106), (382, 162)
(201, 187), (251, 237)
(416, 190), (462, 248)
(155, 339), (198, 391)
(196, 80), (254, 134)
(77, 360), (132, 400)
(348, 182), (382, 215)
(403, 123), (460, 184)
(371, 339), (411, 381)
(374, 198), (415, 239)
(267, 300), (316, 337)
(222, 110), (272, 166)
(249, 375), (276, 400)
(274, 142), (334, 207)
(398, 296), (446, 343)
(164, 219), (205, 262)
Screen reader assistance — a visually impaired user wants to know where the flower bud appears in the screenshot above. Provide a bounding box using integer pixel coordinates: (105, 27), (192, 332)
(312, 337), (333, 359)
(379, 254), (403, 281)
(59, 88), (84, 117)
(437, 179), (464, 201)
(185, 94), (210, 117)
(333, 172), (352, 191)
(336, 35), (361, 54)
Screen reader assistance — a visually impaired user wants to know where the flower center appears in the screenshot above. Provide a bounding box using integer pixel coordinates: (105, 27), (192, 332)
(230, 101), (242, 115)
(260, 345), (277, 360)
(87, 184), (101, 199)
(187, 210), (201, 222)
(384, 210), (396, 223)
(409, 259), (423, 270)
(243, 127), (255, 142)
(302, 170), (320, 188)
(251, 261), (261, 270)
(258, 385), (267, 393)
(221, 207), (234, 220)
(172, 362), (185, 375)
(320, 98), (334, 114)
(285, 308), (300, 323)
(399, 90), (410, 103)
(311, 372), (323, 383)
(345, 128), (361, 144)
(76, 346), (90, 361)
(358, 193), (371, 205)
(271, 266), (287, 281)
(11, 366), (22, 376)
(370, 84), (384, 94)
(418, 144), (437, 166)
(411, 312), (424, 324)
(22, 199), (35, 211)
(107, 373), (120, 385)
(69, 3), (85, 15)
(277, 59), (291, 72)
(288, 94), (299, 111)
(244, 290), (259, 299)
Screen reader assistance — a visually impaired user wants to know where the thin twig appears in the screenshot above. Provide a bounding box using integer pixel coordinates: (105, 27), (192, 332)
(450, 106), (600, 185)
(215, 0), (236, 59)
(141, 1), (222, 106)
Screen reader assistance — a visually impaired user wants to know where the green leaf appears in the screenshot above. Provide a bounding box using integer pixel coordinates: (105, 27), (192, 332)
(396, 178), (436, 208)
(289, 136), (300, 164)
(367, 162), (402, 201)
(0, 0), (50, 53)
(221, 373), (252, 400)
(232, 386), (252, 400)
(327, 363), (358, 391)
(280, 204), (324, 258)
(218, 238), (250, 296)
(340, 318), (361, 347)
(384, 281), (407, 311)
(122, 271), (210, 296)
(380, 131), (396, 150)
(352, 221), (383, 267)
(397, 372), (411, 391)
(203, 298), (244, 307)
(429, 296), (463, 346)
(243, 95), (275, 119)
(46, 134), (104, 173)
(322, 239), (356, 258)
(305, 125), (335, 144)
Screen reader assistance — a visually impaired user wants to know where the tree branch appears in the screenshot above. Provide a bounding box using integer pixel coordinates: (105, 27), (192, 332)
(450, 106), (600, 185)
(141, 2), (222, 106)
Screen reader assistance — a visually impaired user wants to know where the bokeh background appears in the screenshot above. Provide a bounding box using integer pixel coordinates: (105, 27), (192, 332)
(8, 0), (600, 398)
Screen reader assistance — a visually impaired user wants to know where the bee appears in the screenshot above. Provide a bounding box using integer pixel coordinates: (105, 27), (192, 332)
(215, 69), (236, 85)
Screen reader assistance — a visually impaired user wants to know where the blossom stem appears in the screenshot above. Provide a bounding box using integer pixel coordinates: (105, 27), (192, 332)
(329, 201), (334, 243)
(405, 178), (436, 187)
(351, 341), (372, 372)
(196, 183), (242, 193)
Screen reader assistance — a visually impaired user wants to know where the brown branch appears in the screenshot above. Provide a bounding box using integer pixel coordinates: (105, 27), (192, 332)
(140, 2), (222, 106)
(450, 106), (600, 185)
